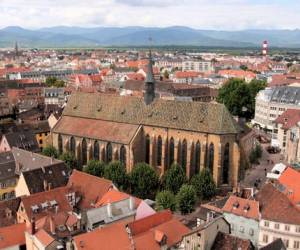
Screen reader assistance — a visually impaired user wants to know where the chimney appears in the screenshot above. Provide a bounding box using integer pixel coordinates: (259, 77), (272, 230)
(48, 182), (52, 191)
(55, 205), (59, 214)
(49, 216), (56, 235)
(129, 196), (135, 211)
(107, 202), (112, 217)
(43, 179), (48, 191)
(30, 217), (36, 235)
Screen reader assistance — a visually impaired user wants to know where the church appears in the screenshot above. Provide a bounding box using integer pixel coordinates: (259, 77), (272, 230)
(52, 53), (240, 188)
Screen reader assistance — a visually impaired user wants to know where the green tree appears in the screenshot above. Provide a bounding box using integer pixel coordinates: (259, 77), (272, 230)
(45, 76), (65, 87)
(155, 190), (176, 211)
(176, 184), (196, 214)
(163, 70), (169, 79)
(130, 163), (159, 199)
(191, 169), (216, 200)
(162, 162), (186, 194)
(59, 152), (78, 170)
(240, 65), (248, 71)
(104, 161), (128, 190)
(249, 144), (263, 164)
(217, 78), (266, 119)
(42, 145), (58, 158)
(83, 160), (106, 177)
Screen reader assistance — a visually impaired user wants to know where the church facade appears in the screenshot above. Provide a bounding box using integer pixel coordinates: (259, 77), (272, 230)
(52, 56), (241, 187)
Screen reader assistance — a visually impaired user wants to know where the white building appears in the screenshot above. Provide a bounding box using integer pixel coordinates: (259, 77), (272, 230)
(182, 60), (213, 73)
(252, 86), (300, 131)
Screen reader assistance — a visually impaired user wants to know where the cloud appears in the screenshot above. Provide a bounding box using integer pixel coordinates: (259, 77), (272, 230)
(0, 0), (299, 30)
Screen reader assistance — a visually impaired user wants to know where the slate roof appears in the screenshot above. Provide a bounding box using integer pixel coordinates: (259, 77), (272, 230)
(260, 239), (286, 250)
(4, 131), (39, 152)
(255, 183), (300, 225)
(21, 163), (69, 195)
(11, 147), (62, 174)
(0, 151), (16, 181)
(60, 92), (239, 135)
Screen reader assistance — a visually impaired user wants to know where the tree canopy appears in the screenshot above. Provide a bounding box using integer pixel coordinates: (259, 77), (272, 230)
(42, 145), (58, 158)
(45, 76), (65, 88)
(176, 184), (196, 214)
(162, 162), (186, 194)
(83, 160), (105, 177)
(104, 161), (128, 191)
(59, 152), (78, 170)
(191, 168), (216, 200)
(155, 190), (176, 212)
(217, 78), (266, 119)
(130, 163), (160, 199)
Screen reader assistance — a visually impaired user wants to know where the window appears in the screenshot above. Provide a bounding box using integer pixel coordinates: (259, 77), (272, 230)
(157, 136), (162, 166)
(106, 143), (112, 163)
(169, 138), (175, 166)
(145, 135), (150, 164)
(239, 226), (244, 233)
(285, 225), (290, 231)
(264, 221), (269, 227)
(294, 241), (300, 249)
(93, 141), (99, 160)
(249, 229), (254, 236)
(283, 239), (289, 248)
(120, 145), (126, 167)
(39, 139), (43, 144)
(274, 223), (280, 229)
(263, 234), (268, 243)
(296, 226), (300, 233)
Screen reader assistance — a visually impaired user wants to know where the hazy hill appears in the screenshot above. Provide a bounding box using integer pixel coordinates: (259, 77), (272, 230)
(1, 26), (300, 48)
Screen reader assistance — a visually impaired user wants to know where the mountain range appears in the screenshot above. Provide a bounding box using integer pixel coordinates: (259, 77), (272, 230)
(1, 26), (300, 48)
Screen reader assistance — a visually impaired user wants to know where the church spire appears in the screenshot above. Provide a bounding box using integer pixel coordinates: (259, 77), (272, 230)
(15, 41), (19, 57)
(144, 50), (156, 105)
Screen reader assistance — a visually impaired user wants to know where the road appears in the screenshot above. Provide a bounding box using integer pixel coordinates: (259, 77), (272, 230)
(241, 142), (285, 189)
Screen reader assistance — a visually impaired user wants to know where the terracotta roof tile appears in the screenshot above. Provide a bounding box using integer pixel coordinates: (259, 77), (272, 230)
(0, 223), (26, 249)
(222, 195), (260, 220)
(274, 109), (300, 130)
(54, 116), (140, 145)
(255, 183), (300, 224)
(278, 167), (300, 204)
(67, 170), (113, 209)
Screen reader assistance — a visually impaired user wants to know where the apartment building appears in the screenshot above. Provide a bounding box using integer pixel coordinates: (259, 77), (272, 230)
(252, 86), (300, 131)
(182, 60), (214, 73)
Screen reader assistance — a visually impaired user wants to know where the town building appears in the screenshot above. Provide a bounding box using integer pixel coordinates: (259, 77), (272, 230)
(182, 60), (214, 73)
(252, 86), (300, 131)
(273, 109), (300, 163)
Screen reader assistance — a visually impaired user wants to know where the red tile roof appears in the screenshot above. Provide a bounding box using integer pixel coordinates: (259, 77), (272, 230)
(73, 222), (132, 250)
(218, 69), (256, 79)
(222, 195), (260, 220)
(274, 109), (300, 129)
(20, 186), (72, 221)
(278, 167), (300, 204)
(255, 183), (300, 224)
(35, 229), (55, 247)
(95, 189), (142, 208)
(67, 170), (114, 209)
(128, 210), (190, 248)
(54, 116), (140, 145)
(175, 71), (201, 78)
(0, 223), (26, 249)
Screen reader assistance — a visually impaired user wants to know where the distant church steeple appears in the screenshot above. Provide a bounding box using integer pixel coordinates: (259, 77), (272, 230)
(14, 41), (19, 57)
(144, 50), (156, 105)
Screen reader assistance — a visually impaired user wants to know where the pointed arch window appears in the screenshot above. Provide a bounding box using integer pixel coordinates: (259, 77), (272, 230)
(58, 134), (63, 155)
(169, 137), (175, 166)
(106, 143), (112, 163)
(157, 136), (162, 166)
(82, 138), (87, 165)
(93, 141), (99, 160)
(195, 141), (201, 174)
(181, 139), (187, 170)
(223, 143), (230, 184)
(208, 143), (214, 174)
(70, 136), (76, 155)
(120, 145), (126, 167)
(145, 135), (150, 164)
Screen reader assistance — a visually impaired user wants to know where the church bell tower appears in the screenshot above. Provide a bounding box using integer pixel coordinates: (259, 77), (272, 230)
(144, 50), (156, 105)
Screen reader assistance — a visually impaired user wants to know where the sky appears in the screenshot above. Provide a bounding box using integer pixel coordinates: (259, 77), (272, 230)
(0, 0), (300, 30)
